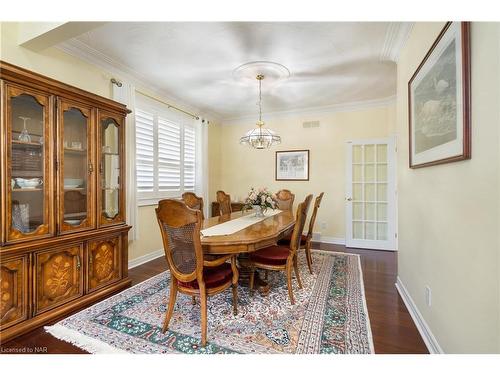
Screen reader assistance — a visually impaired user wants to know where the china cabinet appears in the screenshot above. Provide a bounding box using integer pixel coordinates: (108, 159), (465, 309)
(0, 61), (131, 343)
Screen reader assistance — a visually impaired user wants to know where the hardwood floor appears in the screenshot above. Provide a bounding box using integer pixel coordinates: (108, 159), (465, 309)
(0, 244), (428, 354)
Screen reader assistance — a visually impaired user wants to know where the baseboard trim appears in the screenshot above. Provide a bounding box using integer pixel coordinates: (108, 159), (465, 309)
(395, 276), (443, 354)
(317, 236), (346, 245)
(128, 249), (164, 270)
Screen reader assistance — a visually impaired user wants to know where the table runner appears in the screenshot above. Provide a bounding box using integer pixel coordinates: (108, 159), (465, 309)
(200, 209), (282, 237)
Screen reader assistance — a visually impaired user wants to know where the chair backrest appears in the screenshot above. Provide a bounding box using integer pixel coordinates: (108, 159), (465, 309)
(155, 199), (203, 283)
(289, 194), (313, 252)
(276, 189), (295, 212)
(306, 192), (324, 242)
(182, 192), (204, 220)
(216, 190), (232, 215)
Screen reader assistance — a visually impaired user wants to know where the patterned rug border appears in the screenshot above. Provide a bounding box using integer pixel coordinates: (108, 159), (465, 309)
(45, 250), (374, 354)
(311, 250), (374, 354)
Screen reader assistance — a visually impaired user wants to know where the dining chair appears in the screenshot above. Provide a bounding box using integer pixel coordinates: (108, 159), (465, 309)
(155, 199), (239, 347)
(182, 192), (204, 220)
(275, 189), (295, 212)
(216, 190), (232, 215)
(248, 194), (313, 305)
(279, 193), (325, 274)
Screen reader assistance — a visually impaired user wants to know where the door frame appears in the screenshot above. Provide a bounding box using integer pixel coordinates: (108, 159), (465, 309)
(345, 137), (397, 251)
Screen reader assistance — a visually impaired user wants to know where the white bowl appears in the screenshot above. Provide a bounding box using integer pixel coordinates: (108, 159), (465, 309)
(64, 178), (83, 188)
(15, 178), (42, 188)
(65, 219), (81, 225)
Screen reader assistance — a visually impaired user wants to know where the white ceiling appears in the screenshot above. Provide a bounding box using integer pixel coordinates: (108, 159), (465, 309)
(66, 22), (409, 120)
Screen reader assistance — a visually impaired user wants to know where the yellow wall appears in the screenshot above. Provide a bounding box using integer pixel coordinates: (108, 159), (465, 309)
(208, 120), (222, 208)
(396, 22), (500, 353)
(1, 22), (111, 97)
(1, 22), (166, 263)
(217, 105), (395, 239)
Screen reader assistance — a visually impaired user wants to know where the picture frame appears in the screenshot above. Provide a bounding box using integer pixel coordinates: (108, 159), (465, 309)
(275, 150), (310, 181)
(408, 21), (471, 169)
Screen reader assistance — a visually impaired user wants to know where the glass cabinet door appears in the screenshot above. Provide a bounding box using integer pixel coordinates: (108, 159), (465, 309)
(58, 100), (95, 233)
(98, 111), (125, 227)
(5, 85), (54, 243)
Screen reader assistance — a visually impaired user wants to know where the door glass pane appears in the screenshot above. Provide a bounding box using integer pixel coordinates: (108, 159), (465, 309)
(353, 184), (363, 201)
(10, 94), (45, 233)
(377, 183), (387, 202)
(365, 164), (375, 182)
(377, 203), (387, 221)
(63, 108), (88, 227)
(353, 145), (362, 163)
(376, 144), (387, 162)
(364, 145), (375, 163)
(365, 222), (376, 240)
(365, 203), (376, 220)
(377, 223), (388, 240)
(377, 164), (387, 182)
(353, 164), (362, 181)
(353, 221), (363, 239)
(101, 118), (120, 219)
(353, 202), (363, 220)
(365, 184), (376, 201)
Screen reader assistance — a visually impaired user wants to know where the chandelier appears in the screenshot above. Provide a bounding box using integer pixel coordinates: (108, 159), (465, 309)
(239, 74), (281, 149)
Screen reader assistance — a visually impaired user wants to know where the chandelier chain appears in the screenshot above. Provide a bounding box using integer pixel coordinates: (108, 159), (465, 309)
(239, 72), (281, 149)
(259, 77), (262, 123)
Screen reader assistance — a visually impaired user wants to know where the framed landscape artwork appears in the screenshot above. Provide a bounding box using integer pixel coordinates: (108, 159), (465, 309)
(275, 150), (309, 181)
(408, 21), (471, 168)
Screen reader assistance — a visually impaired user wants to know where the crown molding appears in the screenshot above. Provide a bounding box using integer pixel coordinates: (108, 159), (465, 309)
(380, 22), (414, 62)
(220, 95), (396, 125)
(57, 38), (221, 123)
(57, 32), (401, 125)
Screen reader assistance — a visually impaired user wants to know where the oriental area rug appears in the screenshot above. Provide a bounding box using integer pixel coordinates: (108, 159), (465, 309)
(45, 251), (374, 354)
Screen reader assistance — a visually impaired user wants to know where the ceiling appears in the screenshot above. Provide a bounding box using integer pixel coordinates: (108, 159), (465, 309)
(64, 22), (410, 120)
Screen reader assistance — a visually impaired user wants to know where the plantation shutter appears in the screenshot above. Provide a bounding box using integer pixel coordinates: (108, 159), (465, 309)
(136, 93), (199, 204)
(135, 110), (154, 192)
(183, 126), (196, 192)
(158, 117), (181, 192)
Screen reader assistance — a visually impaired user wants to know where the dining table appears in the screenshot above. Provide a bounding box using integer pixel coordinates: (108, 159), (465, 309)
(201, 209), (295, 295)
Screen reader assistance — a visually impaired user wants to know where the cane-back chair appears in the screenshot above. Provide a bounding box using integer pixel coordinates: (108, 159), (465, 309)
(156, 199), (239, 346)
(275, 189), (295, 212)
(216, 190), (232, 216)
(248, 194), (313, 305)
(182, 192), (204, 220)
(278, 192), (324, 274)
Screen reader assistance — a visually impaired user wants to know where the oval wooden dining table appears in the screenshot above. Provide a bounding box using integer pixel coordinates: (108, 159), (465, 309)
(201, 209), (295, 295)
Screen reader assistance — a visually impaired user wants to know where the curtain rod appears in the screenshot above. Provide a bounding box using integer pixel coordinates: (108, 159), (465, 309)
(111, 78), (202, 121)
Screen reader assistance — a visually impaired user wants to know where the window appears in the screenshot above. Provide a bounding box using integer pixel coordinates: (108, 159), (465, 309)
(135, 98), (196, 205)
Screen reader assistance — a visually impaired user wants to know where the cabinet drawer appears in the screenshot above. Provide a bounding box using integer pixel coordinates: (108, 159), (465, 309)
(34, 244), (84, 315)
(87, 235), (122, 293)
(0, 255), (29, 330)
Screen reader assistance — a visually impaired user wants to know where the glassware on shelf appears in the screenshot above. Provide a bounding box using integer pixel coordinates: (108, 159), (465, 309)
(18, 116), (32, 143)
(71, 141), (82, 150)
(38, 121), (44, 145)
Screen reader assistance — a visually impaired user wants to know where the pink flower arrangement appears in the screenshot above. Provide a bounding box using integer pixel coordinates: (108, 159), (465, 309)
(242, 187), (278, 213)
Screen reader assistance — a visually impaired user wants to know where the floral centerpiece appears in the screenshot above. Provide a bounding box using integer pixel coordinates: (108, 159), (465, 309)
(242, 187), (278, 217)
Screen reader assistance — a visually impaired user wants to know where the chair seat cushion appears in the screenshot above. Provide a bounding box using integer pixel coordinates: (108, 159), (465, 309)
(278, 234), (307, 246)
(249, 245), (291, 266)
(178, 262), (233, 290)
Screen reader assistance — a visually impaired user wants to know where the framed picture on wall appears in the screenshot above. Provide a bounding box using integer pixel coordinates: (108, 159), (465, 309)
(275, 150), (310, 181)
(408, 21), (471, 168)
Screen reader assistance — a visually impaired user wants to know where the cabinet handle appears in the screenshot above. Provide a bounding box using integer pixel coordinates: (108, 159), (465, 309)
(76, 255), (81, 270)
(99, 163), (103, 173)
(88, 163), (93, 174)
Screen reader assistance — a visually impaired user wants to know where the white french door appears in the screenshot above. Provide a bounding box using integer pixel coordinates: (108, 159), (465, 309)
(345, 138), (397, 250)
